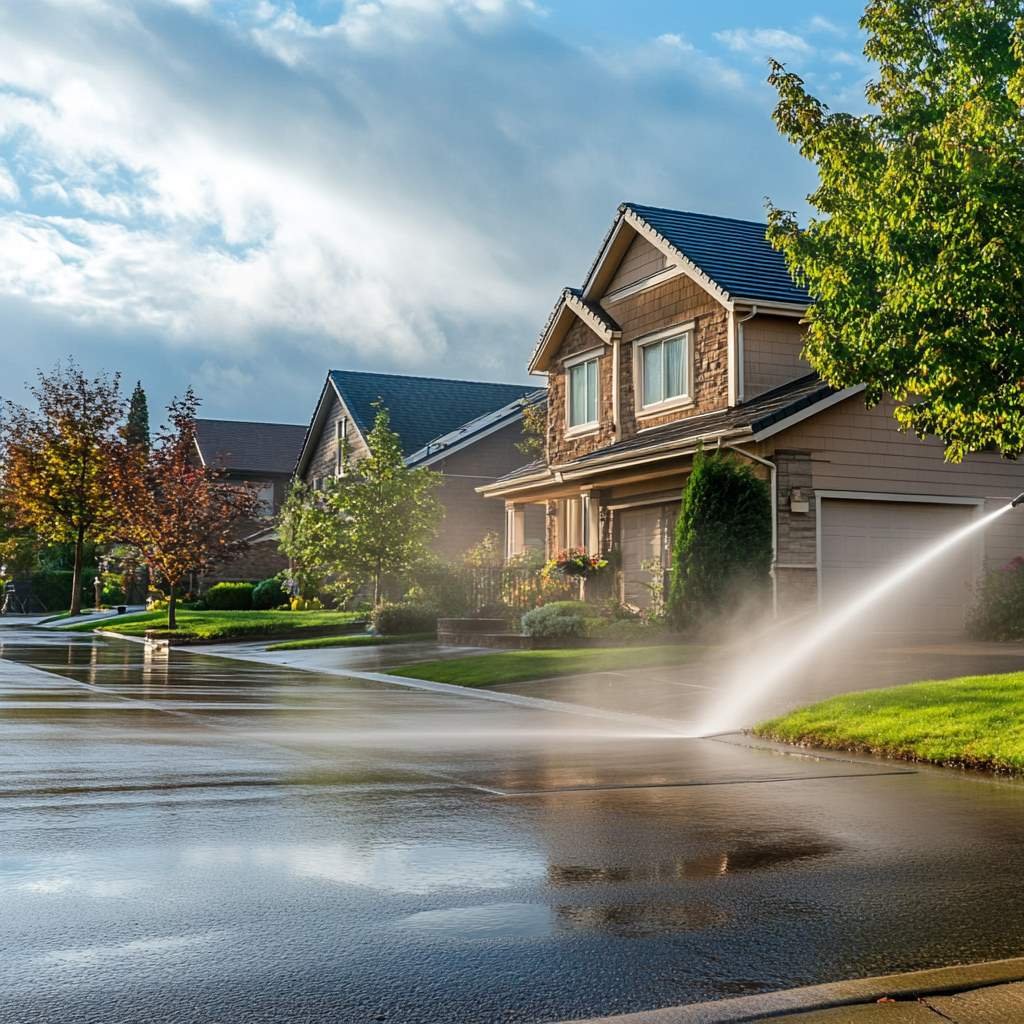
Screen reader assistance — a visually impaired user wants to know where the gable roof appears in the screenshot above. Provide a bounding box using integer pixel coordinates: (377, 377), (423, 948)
(193, 419), (307, 475)
(328, 369), (537, 457)
(621, 204), (810, 306)
(406, 389), (546, 467)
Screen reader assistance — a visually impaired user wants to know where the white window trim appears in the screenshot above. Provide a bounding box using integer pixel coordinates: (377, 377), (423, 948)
(564, 349), (601, 437)
(633, 322), (695, 419)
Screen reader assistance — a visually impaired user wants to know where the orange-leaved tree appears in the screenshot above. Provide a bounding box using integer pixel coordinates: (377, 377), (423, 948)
(111, 389), (258, 630)
(0, 363), (125, 615)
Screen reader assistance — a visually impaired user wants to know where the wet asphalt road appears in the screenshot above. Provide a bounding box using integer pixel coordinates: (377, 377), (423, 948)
(5, 628), (1024, 1023)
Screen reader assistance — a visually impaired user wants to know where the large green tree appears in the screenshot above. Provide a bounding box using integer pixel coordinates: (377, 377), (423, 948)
(279, 406), (443, 606)
(767, 0), (1024, 461)
(124, 381), (150, 452)
(0, 363), (124, 615)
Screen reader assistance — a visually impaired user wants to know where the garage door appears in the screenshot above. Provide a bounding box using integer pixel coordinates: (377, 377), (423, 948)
(819, 498), (979, 635)
(620, 504), (678, 609)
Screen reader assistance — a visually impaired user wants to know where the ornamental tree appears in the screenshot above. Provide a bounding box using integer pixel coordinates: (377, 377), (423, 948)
(667, 449), (772, 628)
(0, 363), (124, 615)
(124, 381), (150, 452)
(111, 389), (258, 629)
(767, 0), (1024, 460)
(278, 405), (443, 607)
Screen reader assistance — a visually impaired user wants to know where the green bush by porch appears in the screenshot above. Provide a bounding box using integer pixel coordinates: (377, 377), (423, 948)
(755, 672), (1024, 774)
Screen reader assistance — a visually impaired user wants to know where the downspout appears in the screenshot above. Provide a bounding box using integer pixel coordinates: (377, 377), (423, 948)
(723, 442), (777, 617)
(735, 305), (758, 405)
(611, 337), (621, 441)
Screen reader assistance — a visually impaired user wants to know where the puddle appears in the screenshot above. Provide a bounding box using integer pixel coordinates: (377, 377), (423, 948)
(399, 899), (728, 939)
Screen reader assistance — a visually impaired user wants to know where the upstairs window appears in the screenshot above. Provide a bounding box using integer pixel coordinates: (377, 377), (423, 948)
(640, 333), (689, 409)
(567, 356), (599, 429)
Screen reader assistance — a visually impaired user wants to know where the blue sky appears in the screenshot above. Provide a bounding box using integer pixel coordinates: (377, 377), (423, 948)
(0, 0), (870, 423)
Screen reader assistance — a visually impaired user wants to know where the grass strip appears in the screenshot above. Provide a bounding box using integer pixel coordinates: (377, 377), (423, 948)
(388, 644), (703, 688)
(60, 609), (365, 642)
(267, 632), (436, 651)
(755, 671), (1024, 774)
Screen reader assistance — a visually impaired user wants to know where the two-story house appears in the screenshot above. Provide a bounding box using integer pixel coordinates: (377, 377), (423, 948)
(295, 369), (546, 560)
(481, 203), (1024, 634)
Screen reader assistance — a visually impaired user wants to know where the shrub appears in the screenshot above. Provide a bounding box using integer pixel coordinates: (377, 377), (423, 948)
(968, 558), (1024, 640)
(371, 602), (439, 635)
(29, 570), (91, 612)
(291, 595), (323, 611)
(521, 601), (589, 639)
(667, 448), (771, 628)
(406, 560), (471, 615)
(205, 581), (254, 610)
(252, 577), (286, 610)
(100, 571), (125, 606)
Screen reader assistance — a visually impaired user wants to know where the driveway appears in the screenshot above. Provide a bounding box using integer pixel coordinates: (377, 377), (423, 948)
(4, 625), (1024, 1023)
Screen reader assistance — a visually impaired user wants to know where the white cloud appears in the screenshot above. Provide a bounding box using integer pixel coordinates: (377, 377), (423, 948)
(0, 0), (815, 417)
(714, 27), (813, 58)
(0, 160), (19, 201)
(807, 15), (845, 36)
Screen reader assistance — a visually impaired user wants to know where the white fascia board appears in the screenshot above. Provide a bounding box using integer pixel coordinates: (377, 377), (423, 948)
(477, 470), (556, 497)
(749, 385), (865, 442)
(193, 437), (207, 467)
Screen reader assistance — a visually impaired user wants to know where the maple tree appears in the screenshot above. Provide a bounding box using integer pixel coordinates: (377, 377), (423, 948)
(0, 363), (124, 615)
(111, 389), (258, 629)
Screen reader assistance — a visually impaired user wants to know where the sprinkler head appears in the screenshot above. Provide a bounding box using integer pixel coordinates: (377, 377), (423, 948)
(1013, 492), (1024, 508)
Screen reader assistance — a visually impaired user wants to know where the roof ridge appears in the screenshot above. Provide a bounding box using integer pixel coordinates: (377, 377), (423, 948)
(195, 418), (306, 428)
(330, 368), (533, 390)
(625, 202), (771, 231)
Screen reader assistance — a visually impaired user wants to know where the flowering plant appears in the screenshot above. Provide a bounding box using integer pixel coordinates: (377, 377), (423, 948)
(543, 548), (608, 580)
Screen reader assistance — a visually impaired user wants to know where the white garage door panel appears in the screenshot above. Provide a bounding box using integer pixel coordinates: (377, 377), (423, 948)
(820, 499), (978, 634)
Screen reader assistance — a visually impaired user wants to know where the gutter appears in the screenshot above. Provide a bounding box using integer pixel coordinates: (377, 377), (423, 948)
(735, 305), (758, 405)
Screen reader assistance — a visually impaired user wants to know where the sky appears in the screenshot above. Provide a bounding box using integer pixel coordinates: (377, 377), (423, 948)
(0, 0), (870, 424)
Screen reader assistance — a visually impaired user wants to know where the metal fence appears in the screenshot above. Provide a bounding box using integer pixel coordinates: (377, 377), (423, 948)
(462, 566), (577, 611)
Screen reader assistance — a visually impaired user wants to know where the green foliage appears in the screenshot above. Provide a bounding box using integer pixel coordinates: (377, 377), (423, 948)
(252, 576), (286, 610)
(29, 570), (91, 612)
(124, 381), (150, 452)
(521, 600), (589, 639)
(667, 450), (771, 627)
(405, 560), (470, 615)
(99, 571), (125, 606)
(205, 581), (254, 610)
(766, 1), (1024, 460)
(278, 405), (443, 606)
(370, 602), (439, 635)
(462, 532), (504, 569)
(967, 559), (1024, 640)
(515, 399), (547, 460)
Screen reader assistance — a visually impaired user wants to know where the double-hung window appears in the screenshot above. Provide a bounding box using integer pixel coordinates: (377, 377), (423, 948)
(567, 356), (599, 430)
(640, 332), (689, 410)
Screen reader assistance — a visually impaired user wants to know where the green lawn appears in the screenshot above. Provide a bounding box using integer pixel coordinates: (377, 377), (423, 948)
(388, 644), (704, 688)
(60, 609), (366, 643)
(267, 632), (436, 652)
(755, 672), (1024, 773)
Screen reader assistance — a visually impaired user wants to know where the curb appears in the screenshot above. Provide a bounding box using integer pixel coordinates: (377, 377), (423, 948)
(552, 957), (1024, 1023)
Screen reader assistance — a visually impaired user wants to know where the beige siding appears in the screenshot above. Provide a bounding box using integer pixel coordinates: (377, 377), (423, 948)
(604, 235), (666, 294)
(742, 315), (810, 399)
(770, 395), (1024, 575)
(428, 420), (536, 559)
(301, 390), (369, 485)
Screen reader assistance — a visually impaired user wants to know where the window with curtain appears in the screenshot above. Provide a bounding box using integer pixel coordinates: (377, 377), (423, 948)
(568, 357), (598, 428)
(641, 333), (688, 408)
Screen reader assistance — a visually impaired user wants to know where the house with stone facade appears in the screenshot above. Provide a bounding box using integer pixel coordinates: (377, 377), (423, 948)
(193, 418), (308, 583)
(480, 202), (1024, 634)
(295, 369), (545, 560)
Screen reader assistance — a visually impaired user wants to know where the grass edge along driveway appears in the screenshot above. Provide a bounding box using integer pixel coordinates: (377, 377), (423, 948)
(755, 671), (1024, 774)
(59, 609), (366, 642)
(388, 644), (704, 688)
(267, 632), (435, 651)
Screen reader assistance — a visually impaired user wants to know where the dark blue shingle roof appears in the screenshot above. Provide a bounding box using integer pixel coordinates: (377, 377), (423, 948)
(625, 204), (810, 305)
(329, 370), (537, 456)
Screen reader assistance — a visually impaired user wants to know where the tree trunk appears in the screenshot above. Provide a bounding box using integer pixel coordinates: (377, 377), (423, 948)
(167, 585), (176, 631)
(69, 524), (85, 616)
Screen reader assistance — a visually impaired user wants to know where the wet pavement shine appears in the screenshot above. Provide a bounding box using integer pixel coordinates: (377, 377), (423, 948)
(5, 627), (1024, 1023)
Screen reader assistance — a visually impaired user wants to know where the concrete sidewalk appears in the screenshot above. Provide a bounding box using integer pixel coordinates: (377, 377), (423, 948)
(559, 958), (1024, 1023)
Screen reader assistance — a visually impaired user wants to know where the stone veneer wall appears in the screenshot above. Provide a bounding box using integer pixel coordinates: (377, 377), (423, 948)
(774, 449), (817, 615)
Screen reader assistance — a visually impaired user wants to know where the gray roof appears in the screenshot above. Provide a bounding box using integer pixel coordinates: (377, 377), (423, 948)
(622, 204), (810, 305)
(194, 419), (307, 475)
(328, 369), (539, 457)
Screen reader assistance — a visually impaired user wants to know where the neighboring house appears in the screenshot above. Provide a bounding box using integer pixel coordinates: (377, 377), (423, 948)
(294, 370), (545, 560)
(192, 418), (308, 583)
(480, 202), (1024, 635)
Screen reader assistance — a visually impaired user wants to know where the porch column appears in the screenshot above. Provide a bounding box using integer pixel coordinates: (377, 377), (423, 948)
(505, 503), (526, 560)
